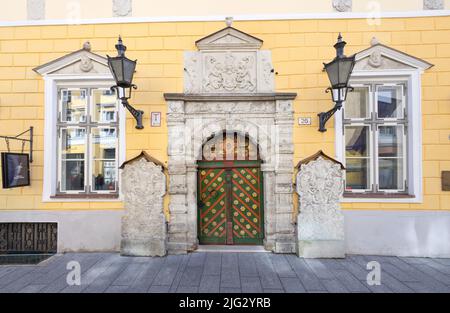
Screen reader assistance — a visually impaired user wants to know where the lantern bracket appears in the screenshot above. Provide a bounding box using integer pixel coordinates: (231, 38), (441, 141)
(110, 85), (144, 130)
(318, 87), (353, 132)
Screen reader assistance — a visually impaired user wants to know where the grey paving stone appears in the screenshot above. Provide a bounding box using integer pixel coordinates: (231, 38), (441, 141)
(0, 253), (448, 293)
(321, 278), (349, 293)
(199, 275), (220, 293)
(153, 255), (184, 286)
(240, 276), (263, 293)
(148, 285), (171, 293)
(220, 287), (241, 293)
(112, 262), (145, 286)
(169, 254), (191, 292)
(105, 285), (130, 293)
(304, 259), (338, 280)
(179, 253), (205, 287)
(203, 253), (222, 276)
(176, 286), (199, 293)
(254, 253), (283, 290)
(127, 257), (165, 293)
(269, 254), (296, 278)
(221, 253), (240, 288)
(333, 270), (370, 293)
(18, 284), (47, 293)
(279, 277), (306, 293)
(262, 289), (284, 293)
(285, 255), (326, 292)
(237, 253), (258, 277)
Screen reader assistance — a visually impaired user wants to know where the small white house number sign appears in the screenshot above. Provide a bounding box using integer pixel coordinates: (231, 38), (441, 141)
(151, 112), (161, 127)
(298, 117), (311, 125)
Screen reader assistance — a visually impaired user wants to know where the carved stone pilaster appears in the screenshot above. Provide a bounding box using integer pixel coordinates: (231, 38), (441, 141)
(113, 0), (132, 17)
(121, 158), (167, 256)
(296, 156), (345, 258)
(424, 0), (444, 10)
(332, 0), (352, 12)
(27, 0), (45, 20)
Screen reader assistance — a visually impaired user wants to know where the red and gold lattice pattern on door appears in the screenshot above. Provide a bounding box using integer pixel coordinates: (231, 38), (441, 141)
(230, 167), (263, 244)
(198, 163), (263, 245)
(198, 168), (228, 244)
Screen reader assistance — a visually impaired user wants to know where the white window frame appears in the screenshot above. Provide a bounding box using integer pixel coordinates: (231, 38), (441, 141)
(335, 70), (423, 203)
(42, 75), (126, 202)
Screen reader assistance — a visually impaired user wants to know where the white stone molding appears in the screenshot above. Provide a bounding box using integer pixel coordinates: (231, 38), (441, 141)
(424, 0), (444, 10)
(121, 157), (167, 256)
(296, 155), (345, 258)
(113, 0), (132, 17)
(27, 0), (45, 20)
(332, 0), (352, 12)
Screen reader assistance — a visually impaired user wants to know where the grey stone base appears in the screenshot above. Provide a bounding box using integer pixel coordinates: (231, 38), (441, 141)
(121, 239), (166, 257)
(297, 240), (345, 258)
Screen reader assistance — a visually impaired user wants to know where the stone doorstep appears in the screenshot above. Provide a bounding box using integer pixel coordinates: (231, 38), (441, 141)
(195, 245), (270, 253)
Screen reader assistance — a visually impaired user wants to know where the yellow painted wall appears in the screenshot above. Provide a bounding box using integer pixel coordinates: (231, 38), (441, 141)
(0, 16), (449, 212)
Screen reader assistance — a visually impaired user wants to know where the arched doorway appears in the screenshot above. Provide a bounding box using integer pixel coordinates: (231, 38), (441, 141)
(197, 132), (264, 245)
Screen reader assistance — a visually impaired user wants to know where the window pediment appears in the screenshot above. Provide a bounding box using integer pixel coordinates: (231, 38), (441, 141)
(33, 43), (110, 76)
(354, 40), (433, 72)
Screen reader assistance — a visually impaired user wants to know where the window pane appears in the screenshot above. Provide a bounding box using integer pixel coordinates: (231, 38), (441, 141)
(345, 126), (370, 157)
(92, 89), (117, 123)
(60, 89), (87, 123)
(377, 86), (403, 118)
(379, 158), (404, 190)
(91, 128), (117, 160)
(92, 160), (116, 191)
(378, 125), (404, 157)
(344, 87), (369, 119)
(61, 160), (85, 191)
(345, 158), (370, 190)
(61, 128), (86, 159)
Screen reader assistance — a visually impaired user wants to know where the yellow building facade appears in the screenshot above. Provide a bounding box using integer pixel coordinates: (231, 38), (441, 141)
(0, 1), (449, 256)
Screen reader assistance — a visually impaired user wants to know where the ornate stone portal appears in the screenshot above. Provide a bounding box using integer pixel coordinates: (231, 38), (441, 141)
(296, 151), (345, 258)
(164, 21), (297, 254)
(120, 152), (167, 256)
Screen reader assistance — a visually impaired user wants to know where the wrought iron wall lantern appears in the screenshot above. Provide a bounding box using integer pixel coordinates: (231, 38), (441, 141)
(107, 36), (144, 129)
(318, 33), (356, 132)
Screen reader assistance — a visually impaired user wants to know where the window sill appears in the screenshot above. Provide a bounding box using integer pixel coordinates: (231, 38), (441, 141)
(344, 193), (414, 199)
(50, 194), (120, 200)
(342, 192), (420, 203)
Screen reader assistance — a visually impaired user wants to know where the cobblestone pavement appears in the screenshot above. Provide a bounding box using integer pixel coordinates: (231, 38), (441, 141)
(0, 252), (449, 293)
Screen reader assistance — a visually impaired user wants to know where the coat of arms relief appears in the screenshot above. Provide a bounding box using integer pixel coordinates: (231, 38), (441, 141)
(203, 52), (257, 92)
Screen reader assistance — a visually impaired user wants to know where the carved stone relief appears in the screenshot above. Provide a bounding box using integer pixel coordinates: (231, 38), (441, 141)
(332, 0), (352, 12)
(424, 0), (444, 10)
(27, 0), (45, 20)
(121, 158), (167, 256)
(296, 156), (345, 258)
(113, 0), (132, 17)
(203, 52), (257, 93)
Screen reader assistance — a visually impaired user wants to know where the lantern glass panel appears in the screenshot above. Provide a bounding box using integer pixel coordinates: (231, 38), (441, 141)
(122, 58), (136, 86)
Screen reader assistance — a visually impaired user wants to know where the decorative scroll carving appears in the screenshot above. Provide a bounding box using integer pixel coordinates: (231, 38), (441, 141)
(296, 156), (345, 258)
(203, 52), (257, 92)
(332, 0), (352, 12)
(27, 0), (45, 20)
(113, 0), (132, 17)
(424, 0), (444, 10)
(121, 158), (167, 256)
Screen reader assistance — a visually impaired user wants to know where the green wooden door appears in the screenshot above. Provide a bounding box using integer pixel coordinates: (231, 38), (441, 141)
(198, 161), (263, 245)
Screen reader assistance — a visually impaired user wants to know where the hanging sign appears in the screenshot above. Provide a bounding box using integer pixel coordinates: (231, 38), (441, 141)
(1, 153), (30, 188)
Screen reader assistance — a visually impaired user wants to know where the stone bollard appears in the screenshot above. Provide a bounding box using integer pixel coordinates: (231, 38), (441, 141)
(120, 152), (167, 256)
(296, 151), (345, 258)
